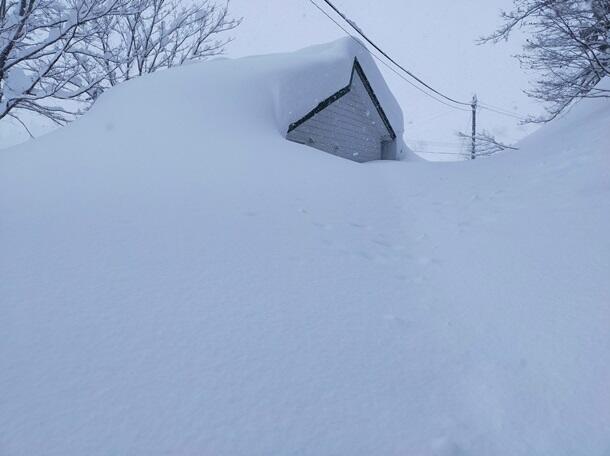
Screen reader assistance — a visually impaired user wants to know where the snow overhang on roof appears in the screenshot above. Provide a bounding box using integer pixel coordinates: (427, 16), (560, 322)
(272, 37), (404, 140)
(287, 58), (397, 140)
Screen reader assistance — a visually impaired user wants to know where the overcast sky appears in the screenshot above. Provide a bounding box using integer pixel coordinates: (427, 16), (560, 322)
(228, 0), (542, 159)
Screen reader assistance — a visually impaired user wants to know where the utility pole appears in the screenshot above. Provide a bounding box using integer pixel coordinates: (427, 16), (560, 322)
(471, 94), (478, 160)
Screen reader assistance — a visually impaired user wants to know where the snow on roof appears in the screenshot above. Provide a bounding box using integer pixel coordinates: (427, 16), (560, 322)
(267, 37), (404, 138)
(0, 38), (411, 166)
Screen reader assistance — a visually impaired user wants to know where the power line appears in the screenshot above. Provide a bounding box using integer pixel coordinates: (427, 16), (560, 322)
(409, 140), (466, 146)
(311, 1), (531, 121)
(478, 102), (528, 121)
(307, 0), (471, 112)
(317, 0), (473, 108)
(410, 110), (457, 125)
(307, 0), (523, 161)
(413, 150), (469, 156)
(479, 100), (522, 114)
(408, 141), (468, 149)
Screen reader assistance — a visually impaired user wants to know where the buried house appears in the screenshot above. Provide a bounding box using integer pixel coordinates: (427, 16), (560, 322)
(283, 40), (406, 163)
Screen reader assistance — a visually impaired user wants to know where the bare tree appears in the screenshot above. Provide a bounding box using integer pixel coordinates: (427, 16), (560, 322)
(0, 0), (239, 136)
(0, 0), (135, 127)
(458, 131), (519, 158)
(482, 0), (610, 121)
(91, 0), (240, 88)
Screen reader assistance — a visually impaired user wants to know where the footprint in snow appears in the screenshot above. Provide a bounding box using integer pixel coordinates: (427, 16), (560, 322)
(355, 250), (375, 261)
(372, 239), (392, 248)
(383, 314), (411, 330)
(313, 222), (332, 230)
(418, 257), (440, 266)
(349, 222), (371, 230)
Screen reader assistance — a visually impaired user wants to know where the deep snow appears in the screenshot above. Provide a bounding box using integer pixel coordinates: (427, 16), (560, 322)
(1, 41), (609, 456)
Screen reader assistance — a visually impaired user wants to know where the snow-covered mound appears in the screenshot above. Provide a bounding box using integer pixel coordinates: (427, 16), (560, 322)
(1, 41), (609, 456)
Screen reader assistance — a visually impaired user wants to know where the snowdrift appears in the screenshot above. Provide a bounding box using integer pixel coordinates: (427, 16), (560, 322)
(1, 41), (609, 456)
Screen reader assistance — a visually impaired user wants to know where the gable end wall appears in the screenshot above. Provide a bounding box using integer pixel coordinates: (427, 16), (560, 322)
(287, 62), (396, 163)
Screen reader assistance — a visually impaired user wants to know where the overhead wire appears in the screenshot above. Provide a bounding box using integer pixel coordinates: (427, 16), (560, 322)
(307, 0), (471, 112)
(409, 110), (457, 126)
(479, 100), (523, 114)
(413, 150), (470, 156)
(478, 102), (528, 121)
(317, 0), (473, 108)
(310, 0), (530, 122)
(408, 140), (467, 146)
(307, 0), (524, 160)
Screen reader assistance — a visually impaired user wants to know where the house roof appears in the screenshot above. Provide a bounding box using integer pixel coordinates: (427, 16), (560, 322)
(270, 37), (404, 141)
(287, 58), (397, 140)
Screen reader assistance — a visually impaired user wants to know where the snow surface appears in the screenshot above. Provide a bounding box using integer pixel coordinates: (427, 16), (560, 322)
(1, 42), (610, 456)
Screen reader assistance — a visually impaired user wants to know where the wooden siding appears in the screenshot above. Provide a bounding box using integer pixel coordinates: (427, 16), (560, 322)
(287, 69), (394, 163)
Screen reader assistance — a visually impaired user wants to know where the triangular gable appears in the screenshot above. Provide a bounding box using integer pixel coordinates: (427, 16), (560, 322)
(287, 58), (397, 140)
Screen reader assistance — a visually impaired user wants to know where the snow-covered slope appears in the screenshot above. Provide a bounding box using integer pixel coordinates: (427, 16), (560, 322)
(1, 42), (609, 456)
